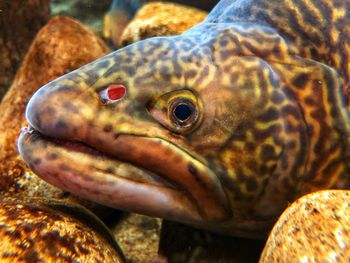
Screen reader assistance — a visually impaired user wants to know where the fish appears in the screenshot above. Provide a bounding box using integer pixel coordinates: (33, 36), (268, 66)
(18, 0), (350, 238)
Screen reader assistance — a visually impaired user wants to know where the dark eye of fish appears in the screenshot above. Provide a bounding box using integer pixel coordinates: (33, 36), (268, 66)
(174, 104), (193, 121)
(170, 99), (197, 127)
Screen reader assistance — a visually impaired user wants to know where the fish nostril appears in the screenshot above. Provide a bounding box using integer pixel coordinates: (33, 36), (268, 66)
(99, 84), (127, 104)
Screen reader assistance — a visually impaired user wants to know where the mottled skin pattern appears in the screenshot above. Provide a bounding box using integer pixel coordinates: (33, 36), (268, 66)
(18, 0), (350, 237)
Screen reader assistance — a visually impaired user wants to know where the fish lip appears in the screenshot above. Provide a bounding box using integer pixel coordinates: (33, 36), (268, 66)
(19, 126), (177, 189)
(18, 127), (206, 223)
(18, 124), (231, 223)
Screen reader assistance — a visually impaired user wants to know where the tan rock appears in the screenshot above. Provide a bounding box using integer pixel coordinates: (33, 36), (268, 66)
(260, 190), (350, 263)
(0, 197), (124, 262)
(0, 0), (50, 100)
(0, 15), (161, 262)
(159, 220), (265, 263)
(111, 213), (161, 262)
(0, 16), (109, 199)
(120, 1), (208, 46)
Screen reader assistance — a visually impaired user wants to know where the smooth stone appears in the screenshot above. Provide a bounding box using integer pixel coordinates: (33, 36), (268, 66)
(111, 213), (162, 262)
(0, 15), (161, 262)
(120, 2), (208, 46)
(0, 0), (50, 100)
(260, 190), (350, 262)
(0, 197), (124, 262)
(50, 0), (111, 35)
(0, 16), (109, 208)
(158, 220), (265, 263)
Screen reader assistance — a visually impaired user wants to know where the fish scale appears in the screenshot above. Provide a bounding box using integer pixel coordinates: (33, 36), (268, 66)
(18, 0), (350, 238)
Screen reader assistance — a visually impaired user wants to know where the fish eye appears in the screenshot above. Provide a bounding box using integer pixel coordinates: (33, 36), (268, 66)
(174, 104), (193, 121)
(170, 99), (198, 127)
(147, 89), (202, 134)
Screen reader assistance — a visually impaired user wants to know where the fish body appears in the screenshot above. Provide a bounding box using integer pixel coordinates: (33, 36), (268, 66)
(18, 0), (350, 238)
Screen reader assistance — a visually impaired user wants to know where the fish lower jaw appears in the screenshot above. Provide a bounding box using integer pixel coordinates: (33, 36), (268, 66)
(17, 127), (211, 224)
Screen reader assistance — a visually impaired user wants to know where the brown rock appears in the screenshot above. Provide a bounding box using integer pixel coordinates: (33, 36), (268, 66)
(0, 197), (124, 262)
(111, 213), (161, 263)
(51, 0), (111, 35)
(168, 0), (219, 11)
(0, 16), (109, 198)
(120, 1), (207, 46)
(0, 0), (50, 100)
(158, 220), (265, 263)
(0, 14), (164, 263)
(260, 190), (350, 262)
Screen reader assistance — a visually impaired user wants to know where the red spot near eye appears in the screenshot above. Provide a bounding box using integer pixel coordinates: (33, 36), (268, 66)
(107, 84), (126, 100)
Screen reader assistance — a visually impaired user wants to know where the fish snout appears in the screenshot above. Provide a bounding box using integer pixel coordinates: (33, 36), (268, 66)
(26, 77), (99, 141)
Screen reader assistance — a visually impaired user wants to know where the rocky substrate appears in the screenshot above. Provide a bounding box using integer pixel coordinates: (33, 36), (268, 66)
(260, 190), (350, 262)
(0, 16), (109, 201)
(0, 11), (162, 263)
(0, 197), (124, 262)
(120, 2), (208, 46)
(2, 1), (350, 263)
(0, 0), (50, 100)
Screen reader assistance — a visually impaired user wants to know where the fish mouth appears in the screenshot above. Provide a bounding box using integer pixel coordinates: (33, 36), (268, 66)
(18, 125), (230, 225)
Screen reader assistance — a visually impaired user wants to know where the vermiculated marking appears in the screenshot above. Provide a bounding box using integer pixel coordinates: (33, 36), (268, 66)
(55, 120), (68, 130)
(54, 85), (70, 93)
(310, 108), (326, 119)
(187, 163), (205, 186)
(260, 144), (278, 162)
(184, 70), (197, 79)
(246, 160), (259, 172)
(253, 124), (282, 141)
(236, 168), (246, 181)
(58, 192), (71, 199)
(104, 167), (115, 174)
(103, 124), (113, 132)
(59, 164), (71, 171)
(245, 177), (258, 192)
(33, 158), (41, 165)
(282, 177), (292, 189)
(257, 107), (279, 122)
(304, 96), (316, 106)
(45, 106), (56, 115)
(281, 105), (301, 119)
(47, 153), (58, 161)
(244, 142), (256, 152)
(91, 190), (102, 195)
(271, 92), (284, 104)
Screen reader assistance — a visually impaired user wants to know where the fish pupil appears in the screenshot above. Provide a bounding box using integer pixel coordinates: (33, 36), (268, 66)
(174, 104), (192, 121)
